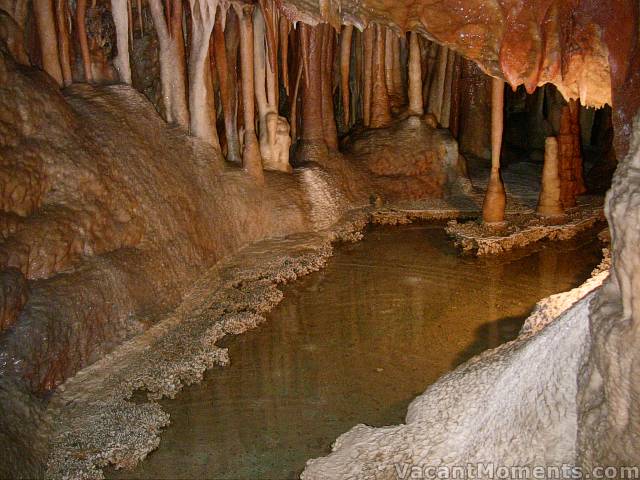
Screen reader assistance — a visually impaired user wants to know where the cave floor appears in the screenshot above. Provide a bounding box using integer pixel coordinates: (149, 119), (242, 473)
(106, 223), (602, 480)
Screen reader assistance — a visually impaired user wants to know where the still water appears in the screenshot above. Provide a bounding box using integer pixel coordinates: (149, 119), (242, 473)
(110, 223), (602, 480)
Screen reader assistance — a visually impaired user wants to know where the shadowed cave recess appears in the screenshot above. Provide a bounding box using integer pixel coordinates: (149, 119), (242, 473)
(0, 0), (639, 478)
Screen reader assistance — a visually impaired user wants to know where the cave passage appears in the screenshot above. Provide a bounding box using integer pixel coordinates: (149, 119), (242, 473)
(108, 223), (602, 480)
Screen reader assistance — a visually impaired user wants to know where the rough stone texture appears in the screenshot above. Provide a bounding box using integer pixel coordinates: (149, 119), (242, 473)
(446, 203), (604, 256)
(0, 43), (313, 391)
(44, 212), (360, 479)
(577, 114), (640, 470)
(344, 116), (464, 202)
(0, 42), (470, 396)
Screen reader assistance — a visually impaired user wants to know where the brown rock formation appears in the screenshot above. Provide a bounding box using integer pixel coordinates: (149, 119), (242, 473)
(369, 23), (391, 129)
(537, 136), (564, 218)
(407, 31), (423, 116)
(482, 77), (506, 224)
(234, 2), (264, 183)
(558, 99), (586, 208)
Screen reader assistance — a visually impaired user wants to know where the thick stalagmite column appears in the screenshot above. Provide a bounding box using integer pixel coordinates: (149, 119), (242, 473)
(234, 2), (264, 183)
(320, 24), (338, 150)
(149, 0), (189, 127)
(537, 137), (564, 217)
(213, 7), (241, 164)
(111, 0), (132, 84)
(55, 0), (72, 86)
(340, 24), (354, 128)
(188, 0), (219, 148)
(34, 0), (63, 85)
(408, 31), (423, 116)
(370, 23), (391, 128)
(482, 77), (506, 224)
(362, 25), (374, 127)
(558, 99), (586, 208)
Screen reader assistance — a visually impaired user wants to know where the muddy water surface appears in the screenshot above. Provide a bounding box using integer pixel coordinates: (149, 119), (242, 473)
(110, 224), (602, 480)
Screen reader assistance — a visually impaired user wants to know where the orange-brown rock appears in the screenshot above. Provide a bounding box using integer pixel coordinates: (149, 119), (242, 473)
(558, 99), (586, 208)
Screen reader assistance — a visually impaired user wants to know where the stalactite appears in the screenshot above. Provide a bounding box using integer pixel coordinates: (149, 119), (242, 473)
(449, 53), (462, 138)
(111, 0), (132, 84)
(352, 28), (363, 126)
(54, 0), (72, 86)
(407, 31), (423, 116)
(370, 23), (391, 129)
(482, 77), (506, 224)
(362, 25), (373, 126)
(391, 34), (403, 105)
(340, 24), (353, 128)
(279, 16), (290, 96)
(384, 27), (393, 99)
(320, 23), (338, 150)
(76, 0), (93, 82)
(440, 49), (455, 128)
(136, 0), (143, 33)
(258, 0), (278, 110)
(234, 2), (264, 182)
(300, 22), (311, 90)
(253, 4), (291, 172)
(187, 0), (219, 146)
(213, 5), (241, 164)
(290, 57), (303, 142)
(300, 23), (325, 144)
(427, 45), (448, 124)
(34, 0), (63, 85)
(422, 41), (438, 112)
(127, 0), (133, 44)
(149, 0), (189, 127)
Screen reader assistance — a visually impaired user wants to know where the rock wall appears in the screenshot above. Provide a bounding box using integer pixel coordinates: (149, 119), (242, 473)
(0, 41), (462, 393)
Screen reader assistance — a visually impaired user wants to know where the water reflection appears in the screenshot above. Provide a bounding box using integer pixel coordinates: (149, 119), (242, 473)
(110, 223), (602, 480)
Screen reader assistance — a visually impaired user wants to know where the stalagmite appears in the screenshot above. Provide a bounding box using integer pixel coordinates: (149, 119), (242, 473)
(362, 25), (373, 127)
(148, 0), (189, 127)
(340, 24), (354, 127)
(482, 77), (506, 224)
(54, 0), (72, 86)
(320, 23), (338, 150)
(427, 45), (448, 124)
(408, 31), (423, 116)
(370, 23), (391, 128)
(234, 2), (264, 182)
(33, 0), (63, 85)
(253, 4), (291, 172)
(537, 137), (564, 217)
(76, 0), (93, 82)
(187, 0), (219, 147)
(213, 6), (241, 164)
(111, 0), (132, 84)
